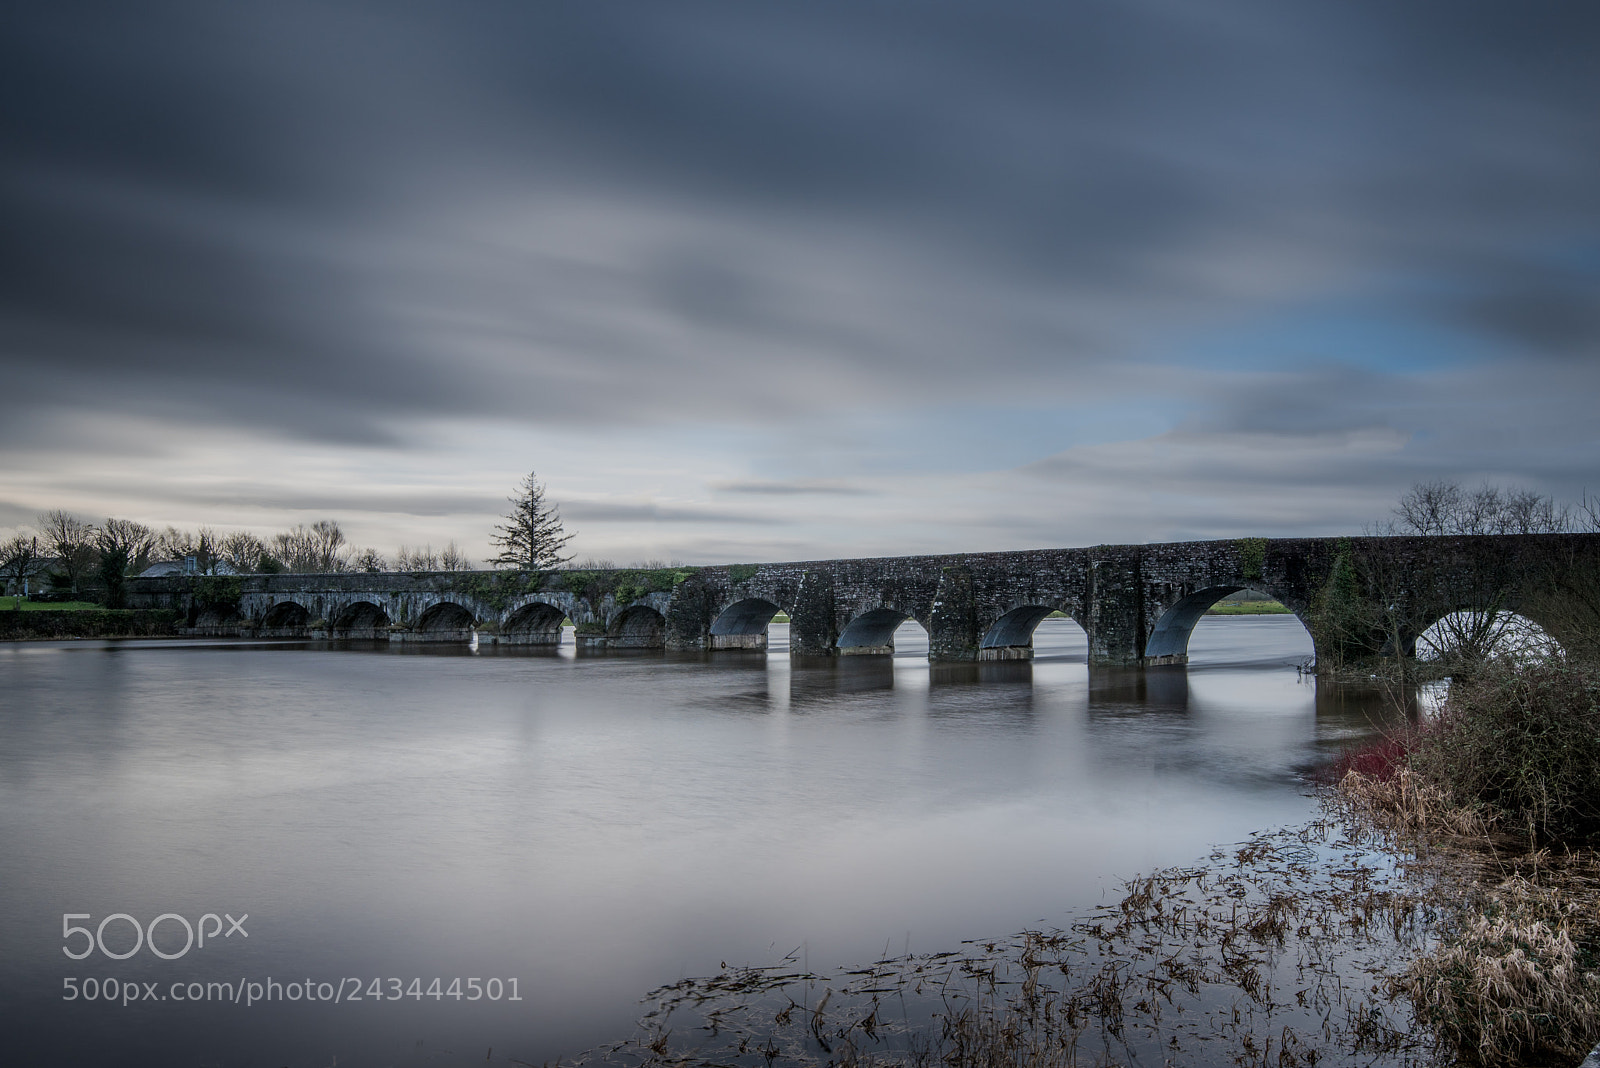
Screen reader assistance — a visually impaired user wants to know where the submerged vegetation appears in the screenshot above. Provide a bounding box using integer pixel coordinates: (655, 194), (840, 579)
(571, 819), (1412, 1066)
(567, 815), (1452, 1067)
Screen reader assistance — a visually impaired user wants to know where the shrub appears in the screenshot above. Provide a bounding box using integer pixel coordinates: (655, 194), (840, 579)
(1321, 731), (1418, 784)
(560, 570), (598, 597)
(1410, 658), (1600, 845)
(1236, 536), (1267, 582)
(191, 575), (243, 608)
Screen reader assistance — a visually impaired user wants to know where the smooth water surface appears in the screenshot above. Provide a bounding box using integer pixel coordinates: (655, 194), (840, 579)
(0, 617), (1401, 1066)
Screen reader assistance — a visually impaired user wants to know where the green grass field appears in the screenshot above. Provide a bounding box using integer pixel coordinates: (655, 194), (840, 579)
(0, 597), (102, 611)
(1205, 600), (1291, 615)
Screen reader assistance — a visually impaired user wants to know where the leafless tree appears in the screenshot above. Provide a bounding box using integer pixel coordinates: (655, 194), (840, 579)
(1575, 491), (1600, 534)
(37, 510), (98, 595)
(148, 525), (223, 572)
(270, 529), (309, 571)
(1, 533), (42, 596)
(1496, 487), (1568, 534)
(351, 547), (387, 573)
(218, 532), (269, 573)
(308, 520), (347, 571)
(271, 520), (349, 573)
(397, 544), (439, 571)
(1415, 595), (1554, 668)
(440, 541), (469, 571)
(1388, 480), (1569, 536)
(98, 519), (155, 574)
(1390, 480), (1462, 536)
(151, 526), (195, 562)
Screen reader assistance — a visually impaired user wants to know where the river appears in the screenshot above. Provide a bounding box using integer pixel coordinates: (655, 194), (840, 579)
(0, 615), (1404, 1066)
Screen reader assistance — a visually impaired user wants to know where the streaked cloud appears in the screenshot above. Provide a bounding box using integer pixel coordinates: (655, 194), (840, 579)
(714, 480), (874, 497)
(2, 1), (1596, 559)
(562, 501), (779, 525)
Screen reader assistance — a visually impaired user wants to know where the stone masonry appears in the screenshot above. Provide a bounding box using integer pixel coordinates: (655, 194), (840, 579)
(124, 534), (1600, 670)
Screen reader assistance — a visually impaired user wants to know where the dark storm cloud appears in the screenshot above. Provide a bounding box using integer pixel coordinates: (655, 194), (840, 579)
(1428, 264), (1600, 359)
(3, 0), (1598, 447)
(1021, 354), (1600, 524)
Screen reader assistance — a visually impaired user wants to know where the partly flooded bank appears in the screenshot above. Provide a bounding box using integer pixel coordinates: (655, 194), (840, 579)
(577, 791), (1600, 1067)
(576, 811), (1425, 1067)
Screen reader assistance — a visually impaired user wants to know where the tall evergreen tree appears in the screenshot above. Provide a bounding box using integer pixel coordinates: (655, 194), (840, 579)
(491, 472), (573, 570)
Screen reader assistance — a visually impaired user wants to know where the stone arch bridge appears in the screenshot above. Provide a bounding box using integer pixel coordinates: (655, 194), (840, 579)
(126, 534), (1600, 670)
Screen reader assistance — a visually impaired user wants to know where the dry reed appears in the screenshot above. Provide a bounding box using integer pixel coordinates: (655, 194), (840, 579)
(1395, 876), (1600, 1067)
(1334, 750), (1600, 1067)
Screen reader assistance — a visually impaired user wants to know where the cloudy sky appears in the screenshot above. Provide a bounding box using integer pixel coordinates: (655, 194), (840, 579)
(3, 1), (1597, 564)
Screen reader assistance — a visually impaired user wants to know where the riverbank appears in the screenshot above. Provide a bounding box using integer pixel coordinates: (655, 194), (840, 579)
(0, 608), (179, 640)
(1335, 773), (1600, 1066)
(0, 597), (101, 610)
(567, 792), (1598, 1068)
(1323, 655), (1600, 1066)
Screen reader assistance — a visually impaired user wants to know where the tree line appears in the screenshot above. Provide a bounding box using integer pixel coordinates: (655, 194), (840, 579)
(1378, 480), (1596, 537)
(12, 475), (1587, 614)
(0, 470), (576, 606)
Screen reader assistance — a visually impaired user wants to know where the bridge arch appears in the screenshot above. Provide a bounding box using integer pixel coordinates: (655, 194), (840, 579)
(710, 597), (783, 650)
(333, 600), (391, 638)
(838, 607), (913, 655)
(260, 600), (310, 630)
(501, 601), (566, 644)
(415, 601), (477, 641)
(980, 604), (1073, 661)
(611, 604), (666, 648)
(1414, 607), (1560, 664)
(1145, 585), (1312, 665)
